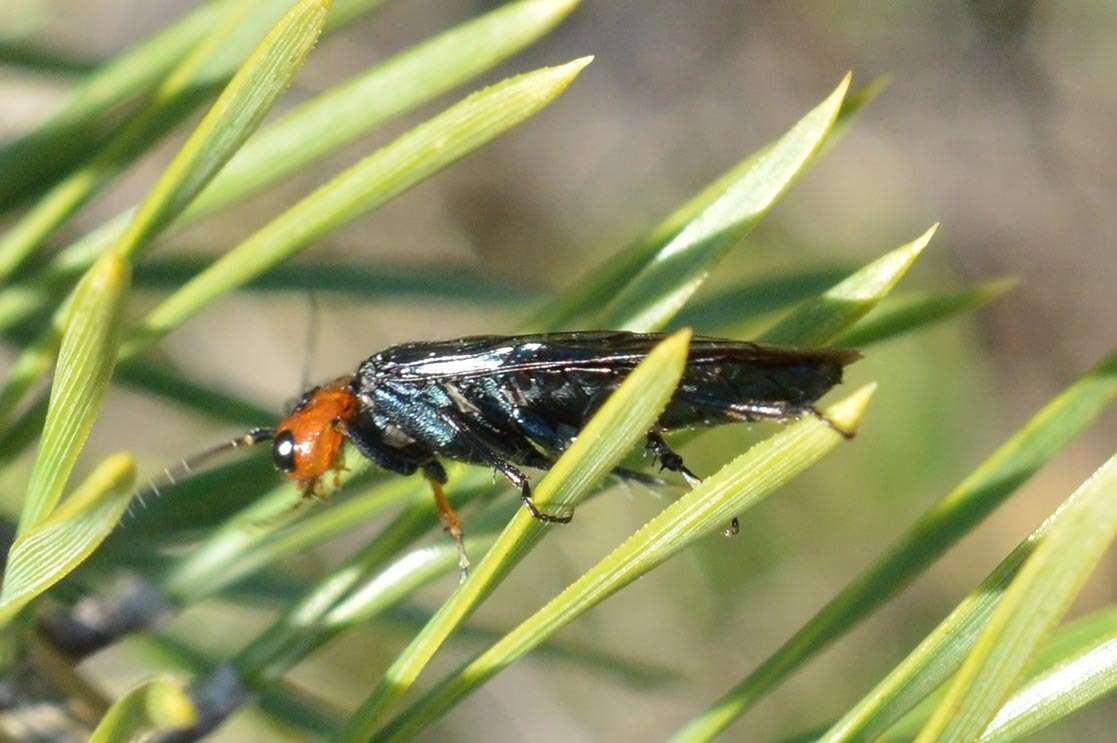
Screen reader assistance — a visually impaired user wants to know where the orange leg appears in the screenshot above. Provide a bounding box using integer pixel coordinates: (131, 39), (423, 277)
(299, 477), (324, 500)
(430, 479), (470, 578)
(331, 457), (347, 492)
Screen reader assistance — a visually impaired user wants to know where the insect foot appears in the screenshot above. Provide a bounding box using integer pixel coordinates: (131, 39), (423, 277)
(519, 483), (574, 524)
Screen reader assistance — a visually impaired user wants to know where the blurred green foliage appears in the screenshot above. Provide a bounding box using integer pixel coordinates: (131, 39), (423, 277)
(0, 2), (1114, 742)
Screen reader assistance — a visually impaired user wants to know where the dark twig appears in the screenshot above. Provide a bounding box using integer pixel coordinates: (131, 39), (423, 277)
(153, 664), (253, 743)
(38, 575), (174, 658)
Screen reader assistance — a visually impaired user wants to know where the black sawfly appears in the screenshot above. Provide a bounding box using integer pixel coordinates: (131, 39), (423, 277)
(139, 332), (860, 570)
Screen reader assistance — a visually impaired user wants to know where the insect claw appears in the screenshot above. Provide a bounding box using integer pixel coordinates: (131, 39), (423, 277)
(456, 547), (471, 582)
(519, 484), (573, 524)
(530, 508), (573, 524)
(647, 432), (701, 488)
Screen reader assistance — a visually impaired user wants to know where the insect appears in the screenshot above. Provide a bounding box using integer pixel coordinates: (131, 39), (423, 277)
(141, 332), (859, 570)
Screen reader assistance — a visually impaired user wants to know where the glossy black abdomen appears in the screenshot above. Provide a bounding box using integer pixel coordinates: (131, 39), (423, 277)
(493, 355), (846, 438)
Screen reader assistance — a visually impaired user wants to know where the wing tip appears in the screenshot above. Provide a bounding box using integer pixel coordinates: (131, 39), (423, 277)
(829, 347), (863, 366)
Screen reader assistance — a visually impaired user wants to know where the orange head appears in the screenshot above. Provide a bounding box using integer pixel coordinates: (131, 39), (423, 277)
(271, 378), (359, 494)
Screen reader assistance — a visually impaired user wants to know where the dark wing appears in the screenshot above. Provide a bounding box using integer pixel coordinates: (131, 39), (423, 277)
(370, 332), (860, 382)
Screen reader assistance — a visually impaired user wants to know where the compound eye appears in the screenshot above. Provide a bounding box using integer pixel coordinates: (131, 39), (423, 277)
(272, 430), (297, 473)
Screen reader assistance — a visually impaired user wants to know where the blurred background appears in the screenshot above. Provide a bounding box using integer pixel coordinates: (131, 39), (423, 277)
(1, 0), (1115, 740)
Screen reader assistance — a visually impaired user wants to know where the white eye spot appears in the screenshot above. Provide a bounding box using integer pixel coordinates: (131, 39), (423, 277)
(277, 439), (295, 457)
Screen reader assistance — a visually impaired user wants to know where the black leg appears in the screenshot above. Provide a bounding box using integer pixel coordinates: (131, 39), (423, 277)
(435, 405), (574, 525)
(520, 446), (665, 496)
(647, 432), (741, 538)
(475, 455), (571, 525)
(485, 457), (572, 524)
(612, 467), (665, 487)
(646, 431), (701, 487)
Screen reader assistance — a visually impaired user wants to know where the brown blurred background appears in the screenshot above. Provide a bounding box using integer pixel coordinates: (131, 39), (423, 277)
(1, 1), (1116, 740)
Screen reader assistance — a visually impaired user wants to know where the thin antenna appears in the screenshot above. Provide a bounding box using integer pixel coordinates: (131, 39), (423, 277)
(299, 291), (321, 393)
(130, 427), (275, 511)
